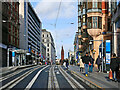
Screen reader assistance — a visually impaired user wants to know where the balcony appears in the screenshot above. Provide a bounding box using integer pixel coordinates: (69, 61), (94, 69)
(87, 9), (102, 13)
(87, 28), (102, 37)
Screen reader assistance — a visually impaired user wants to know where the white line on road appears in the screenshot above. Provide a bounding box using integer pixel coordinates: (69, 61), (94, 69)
(53, 66), (59, 89)
(25, 65), (49, 89)
(48, 67), (52, 89)
(0, 66), (43, 89)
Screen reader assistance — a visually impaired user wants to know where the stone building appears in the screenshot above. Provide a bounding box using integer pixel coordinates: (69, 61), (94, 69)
(77, 1), (117, 63)
(112, 2), (120, 57)
(42, 29), (56, 64)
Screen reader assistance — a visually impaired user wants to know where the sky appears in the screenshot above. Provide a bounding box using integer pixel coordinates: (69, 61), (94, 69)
(30, 0), (78, 59)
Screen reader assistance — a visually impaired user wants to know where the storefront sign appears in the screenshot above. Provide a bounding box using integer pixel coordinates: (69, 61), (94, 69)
(106, 40), (111, 65)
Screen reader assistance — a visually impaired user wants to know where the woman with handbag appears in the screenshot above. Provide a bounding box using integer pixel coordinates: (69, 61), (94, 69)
(110, 53), (118, 82)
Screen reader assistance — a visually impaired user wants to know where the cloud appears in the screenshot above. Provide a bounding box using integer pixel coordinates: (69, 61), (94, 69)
(34, 0), (77, 20)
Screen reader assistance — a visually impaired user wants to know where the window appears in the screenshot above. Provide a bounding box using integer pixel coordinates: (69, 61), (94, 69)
(47, 43), (49, 47)
(87, 2), (92, 9)
(47, 48), (49, 52)
(83, 16), (85, 23)
(47, 39), (49, 42)
(47, 58), (49, 60)
(87, 17), (92, 29)
(47, 34), (49, 37)
(42, 39), (44, 42)
(93, 17), (97, 28)
(92, 2), (97, 8)
(47, 53), (49, 56)
(98, 2), (102, 8)
(43, 34), (44, 37)
(98, 17), (102, 29)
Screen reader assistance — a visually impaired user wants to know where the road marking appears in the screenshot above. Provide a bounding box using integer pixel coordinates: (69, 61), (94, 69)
(25, 65), (49, 89)
(0, 66), (43, 89)
(8, 66), (42, 89)
(56, 71), (60, 74)
(0, 66), (38, 82)
(53, 66), (59, 89)
(48, 67), (52, 88)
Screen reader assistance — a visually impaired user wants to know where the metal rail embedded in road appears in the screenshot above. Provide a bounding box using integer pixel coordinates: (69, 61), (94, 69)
(0, 65), (46, 90)
(58, 66), (85, 90)
(48, 65), (59, 90)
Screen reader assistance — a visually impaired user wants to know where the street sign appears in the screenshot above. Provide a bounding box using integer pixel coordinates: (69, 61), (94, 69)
(12, 51), (15, 57)
(106, 40), (111, 65)
(106, 53), (111, 64)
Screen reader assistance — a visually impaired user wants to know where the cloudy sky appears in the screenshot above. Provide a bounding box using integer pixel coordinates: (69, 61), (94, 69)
(30, 0), (78, 59)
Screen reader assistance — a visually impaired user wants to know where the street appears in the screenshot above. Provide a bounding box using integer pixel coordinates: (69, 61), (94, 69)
(1, 65), (92, 89)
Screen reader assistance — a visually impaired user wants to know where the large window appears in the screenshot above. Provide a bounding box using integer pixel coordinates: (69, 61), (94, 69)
(87, 17), (102, 29)
(83, 15), (85, 23)
(87, 17), (92, 29)
(92, 2), (97, 8)
(93, 17), (97, 28)
(98, 17), (102, 29)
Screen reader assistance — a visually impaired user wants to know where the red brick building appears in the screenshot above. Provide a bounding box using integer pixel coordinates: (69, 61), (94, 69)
(1, 1), (19, 67)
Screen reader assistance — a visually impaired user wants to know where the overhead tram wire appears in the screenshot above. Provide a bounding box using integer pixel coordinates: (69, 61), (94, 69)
(54, 0), (62, 28)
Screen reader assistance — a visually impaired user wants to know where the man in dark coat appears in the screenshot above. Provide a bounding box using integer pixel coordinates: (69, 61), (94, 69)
(82, 52), (90, 77)
(96, 55), (102, 72)
(89, 55), (94, 72)
(116, 57), (120, 83)
(110, 53), (118, 81)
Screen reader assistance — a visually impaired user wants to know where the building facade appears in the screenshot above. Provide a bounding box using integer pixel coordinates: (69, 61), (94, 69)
(19, 1), (42, 64)
(1, 1), (20, 67)
(77, 1), (117, 64)
(42, 29), (56, 64)
(41, 42), (46, 61)
(112, 2), (120, 57)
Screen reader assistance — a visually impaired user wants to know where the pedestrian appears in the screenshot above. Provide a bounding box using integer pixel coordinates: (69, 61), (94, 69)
(110, 53), (118, 82)
(80, 56), (84, 72)
(96, 55), (102, 72)
(116, 57), (120, 83)
(82, 52), (90, 77)
(66, 59), (69, 69)
(89, 55), (94, 72)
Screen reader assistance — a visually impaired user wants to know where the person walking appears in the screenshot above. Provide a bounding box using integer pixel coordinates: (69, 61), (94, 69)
(80, 56), (84, 72)
(89, 55), (94, 72)
(96, 55), (102, 72)
(110, 53), (118, 81)
(82, 52), (90, 77)
(66, 59), (69, 70)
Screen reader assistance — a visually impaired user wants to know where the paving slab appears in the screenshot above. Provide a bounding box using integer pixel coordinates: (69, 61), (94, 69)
(68, 65), (119, 89)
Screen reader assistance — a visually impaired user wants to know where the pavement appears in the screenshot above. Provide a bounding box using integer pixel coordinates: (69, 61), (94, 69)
(68, 65), (120, 89)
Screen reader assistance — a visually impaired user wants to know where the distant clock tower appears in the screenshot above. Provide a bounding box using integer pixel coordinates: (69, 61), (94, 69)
(61, 46), (64, 64)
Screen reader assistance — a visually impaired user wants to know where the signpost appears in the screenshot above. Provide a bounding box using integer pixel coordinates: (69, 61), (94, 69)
(12, 51), (15, 66)
(105, 40), (111, 71)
